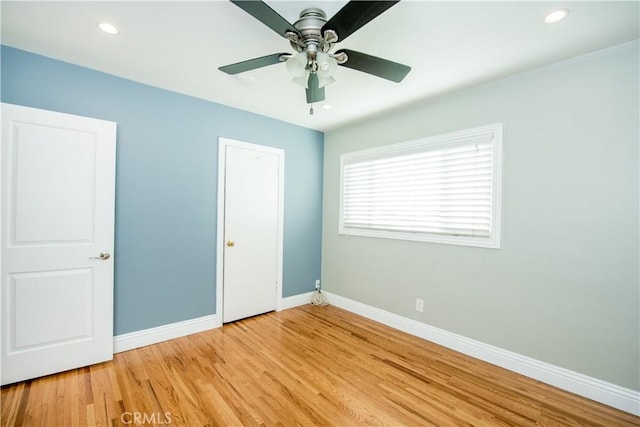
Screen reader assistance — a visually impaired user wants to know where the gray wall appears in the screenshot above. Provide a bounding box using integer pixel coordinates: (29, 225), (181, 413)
(2, 46), (324, 335)
(322, 41), (639, 390)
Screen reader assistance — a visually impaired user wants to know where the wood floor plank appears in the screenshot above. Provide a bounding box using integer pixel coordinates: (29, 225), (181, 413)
(2, 305), (639, 426)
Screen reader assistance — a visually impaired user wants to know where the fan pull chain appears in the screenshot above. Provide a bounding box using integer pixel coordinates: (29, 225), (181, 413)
(309, 104), (314, 115)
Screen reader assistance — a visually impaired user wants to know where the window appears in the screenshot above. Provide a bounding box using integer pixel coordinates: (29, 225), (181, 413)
(339, 124), (502, 248)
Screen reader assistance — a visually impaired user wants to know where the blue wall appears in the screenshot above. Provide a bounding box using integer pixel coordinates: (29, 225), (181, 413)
(1, 46), (324, 335)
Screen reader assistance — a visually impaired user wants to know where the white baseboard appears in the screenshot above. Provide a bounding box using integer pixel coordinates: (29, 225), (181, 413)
(280, 291), (313, 310)
(113, 291), (314, 354)
(323, 291), (640, 416)
(113, 314), (218, 353)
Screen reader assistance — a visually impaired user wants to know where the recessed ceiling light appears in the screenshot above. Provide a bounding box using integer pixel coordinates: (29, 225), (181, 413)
(236, 74), (255, 82)
(322, 104), (333, 110)
(544, 8), (569, 24)
(98, 22), (119, 35)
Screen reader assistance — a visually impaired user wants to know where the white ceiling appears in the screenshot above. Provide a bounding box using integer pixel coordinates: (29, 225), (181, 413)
(1, 1), (638, 132)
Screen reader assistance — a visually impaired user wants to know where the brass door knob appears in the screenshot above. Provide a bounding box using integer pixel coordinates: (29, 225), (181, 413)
(226, 241), (235, 247)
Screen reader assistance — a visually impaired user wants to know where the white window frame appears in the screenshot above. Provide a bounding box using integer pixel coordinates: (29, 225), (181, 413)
(339, 123), (502, 249)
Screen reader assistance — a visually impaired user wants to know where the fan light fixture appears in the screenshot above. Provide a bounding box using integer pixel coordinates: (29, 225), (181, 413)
(316, 52), (338, 88)
(286, 53), (310, 88)
(286, 51), (338, 89)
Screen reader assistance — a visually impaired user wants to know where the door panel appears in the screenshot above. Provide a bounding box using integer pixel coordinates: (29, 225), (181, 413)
(221, 141), (283, 323)
(11, 269), (93, 349)
(1, 103), (116, 385)
(12, 122), (96, 243)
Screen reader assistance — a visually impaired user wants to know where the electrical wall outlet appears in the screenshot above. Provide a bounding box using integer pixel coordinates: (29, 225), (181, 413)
(315, 279), (320, 290)
(415, 298), (424, 312)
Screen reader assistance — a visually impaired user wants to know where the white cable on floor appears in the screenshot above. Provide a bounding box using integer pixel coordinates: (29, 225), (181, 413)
(311, 289), (328, 307)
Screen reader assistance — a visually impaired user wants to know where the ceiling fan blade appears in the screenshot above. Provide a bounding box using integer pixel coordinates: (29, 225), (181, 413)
(219, 53), (288, 75)
(230, 0), (301, 38)
(306, 74), (325, 104)
(336, 49), (411, 83)
(322, 1), (399, 43)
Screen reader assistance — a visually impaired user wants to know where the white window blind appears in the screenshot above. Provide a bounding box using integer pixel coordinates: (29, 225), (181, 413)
(339, 124), (502, 248)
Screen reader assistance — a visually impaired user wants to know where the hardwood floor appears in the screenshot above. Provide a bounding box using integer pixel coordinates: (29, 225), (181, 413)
(2, 305), (638, 426)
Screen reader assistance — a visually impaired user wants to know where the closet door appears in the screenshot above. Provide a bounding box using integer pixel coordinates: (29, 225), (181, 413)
(219, 138), (284, 323)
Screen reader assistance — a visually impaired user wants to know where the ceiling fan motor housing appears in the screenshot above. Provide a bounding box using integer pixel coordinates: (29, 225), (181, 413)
(289, 8), (333, 57)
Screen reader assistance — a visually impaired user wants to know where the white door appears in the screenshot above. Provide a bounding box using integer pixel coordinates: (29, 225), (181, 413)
(1, 103), (116, 385)
(218, 138), (284, 323)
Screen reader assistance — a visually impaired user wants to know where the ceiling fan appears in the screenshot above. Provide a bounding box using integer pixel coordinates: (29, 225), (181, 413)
(218, 0), (411, 112)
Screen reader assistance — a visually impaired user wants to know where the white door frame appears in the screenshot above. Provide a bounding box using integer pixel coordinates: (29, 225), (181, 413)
(215, 137), (284, 327)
